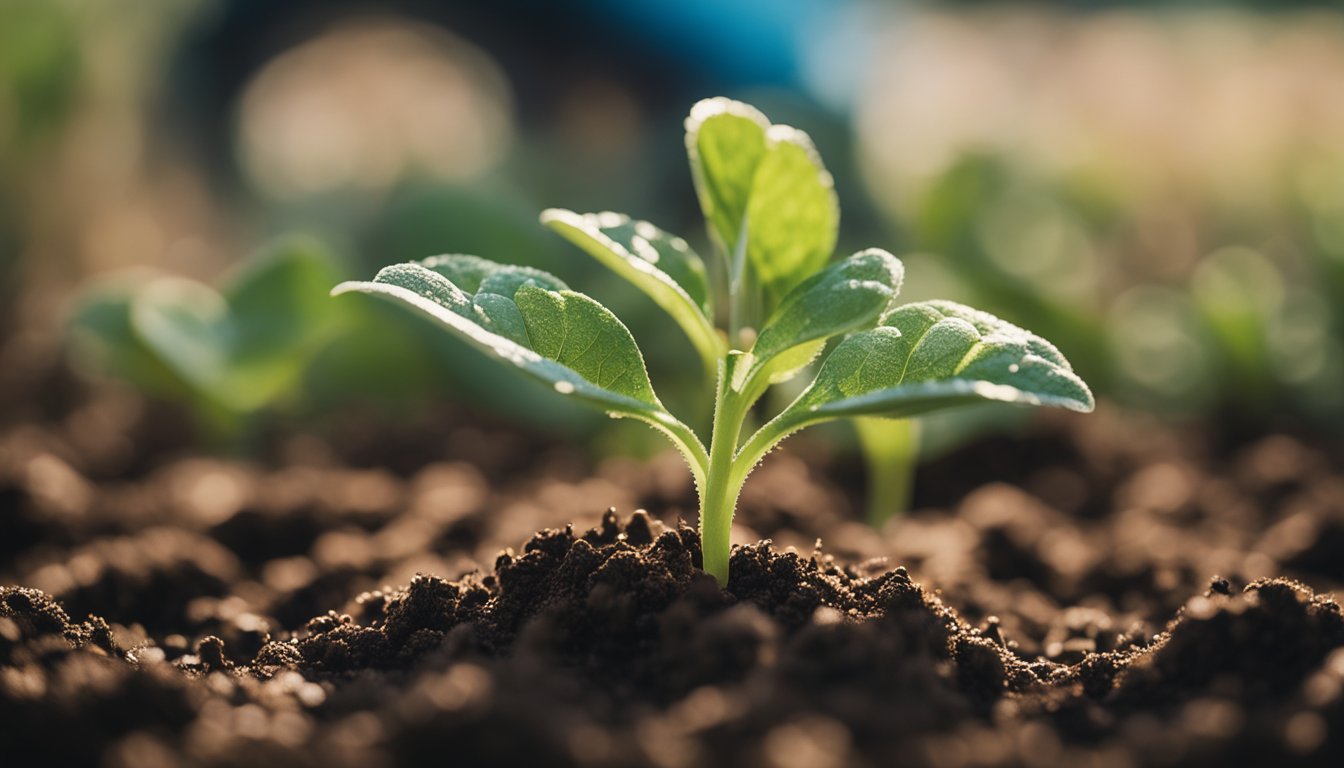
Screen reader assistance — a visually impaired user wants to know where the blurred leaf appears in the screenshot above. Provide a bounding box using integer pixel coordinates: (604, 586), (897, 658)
(71, 238), (343, 417)
(1189, 246), (1286, 409)
(69, 271), (192, 400)
(371, 182), (554, 272)
(0, 0), (80, 152)
(131, 277), (234, 397)
(226, 236), (344, 366)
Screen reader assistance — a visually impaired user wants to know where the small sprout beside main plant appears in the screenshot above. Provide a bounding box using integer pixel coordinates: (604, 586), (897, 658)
(334, 98), (1094, 584)
(71, 236), (341, 439)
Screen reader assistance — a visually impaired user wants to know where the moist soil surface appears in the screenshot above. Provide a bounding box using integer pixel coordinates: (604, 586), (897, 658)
(3, 352), (1344, 767)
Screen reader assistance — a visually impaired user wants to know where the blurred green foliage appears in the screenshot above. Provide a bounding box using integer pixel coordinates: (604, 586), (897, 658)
(69, 231), (602, 445)
(70, 237), (343, 438)
(0, 0), (80, 153)
(0, 0), (81, 311)
(909, 154), (1112, 387)
(899, 150), (1344, 429)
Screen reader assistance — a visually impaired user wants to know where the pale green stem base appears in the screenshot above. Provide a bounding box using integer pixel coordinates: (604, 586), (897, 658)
(699, 376), (750, 583)
(855, 417), (920, 527)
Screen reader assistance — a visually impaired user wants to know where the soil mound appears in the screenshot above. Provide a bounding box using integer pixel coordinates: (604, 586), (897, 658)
(4, 510), (1343, 767)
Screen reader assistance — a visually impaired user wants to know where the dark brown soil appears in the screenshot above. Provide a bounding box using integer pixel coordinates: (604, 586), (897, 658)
(3, 345), (1344, 767)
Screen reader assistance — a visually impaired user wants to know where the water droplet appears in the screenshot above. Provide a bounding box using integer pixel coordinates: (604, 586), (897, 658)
(554, 381), (575, 394)
(1008, 363), (1020, 373)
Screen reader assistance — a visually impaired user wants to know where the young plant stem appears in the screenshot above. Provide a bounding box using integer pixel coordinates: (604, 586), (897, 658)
(855, 417), (920, 527)
(699, 360), (752, 584)
(726, 225), (759, 351)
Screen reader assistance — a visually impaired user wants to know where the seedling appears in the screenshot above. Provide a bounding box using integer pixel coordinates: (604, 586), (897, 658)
(70, 236), (341, 438)
(334, 98), (1093, 584)
(854, 416), (920, 526)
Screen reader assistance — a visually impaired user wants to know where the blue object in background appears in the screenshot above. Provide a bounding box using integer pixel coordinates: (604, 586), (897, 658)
(591, 0), (845, 89)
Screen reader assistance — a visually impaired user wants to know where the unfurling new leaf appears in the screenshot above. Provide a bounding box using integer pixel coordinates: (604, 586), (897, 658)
(685, 98), (839, 324)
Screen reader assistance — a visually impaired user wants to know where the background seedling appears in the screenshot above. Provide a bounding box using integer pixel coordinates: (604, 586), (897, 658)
(336, 98), (1095, 583)
(854, 417), (920, 526)
(67, 231), (607, 446)
(70, 236), (341, 441)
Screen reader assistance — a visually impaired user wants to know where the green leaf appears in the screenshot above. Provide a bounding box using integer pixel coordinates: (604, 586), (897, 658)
(743, 249), (904, 392)
(420, 253), (566, 297)
(225, 236), (344, 369)
(68, 270), (194, 400)
(745, 126), (839, 312)
(685, 98), (839, 319)
(131, 277), (233, 396)
(333, 257), (709, 482)
(514, 285), (661, 404)
(335, 259), (658, 410)
(685, 98), (769, 255)
(111, 238), (343, 414)
(781, 300), (1094, 424)
(541, 209), (721, 369)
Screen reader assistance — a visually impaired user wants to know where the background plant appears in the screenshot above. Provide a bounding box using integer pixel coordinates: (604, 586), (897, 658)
(69, 236), (343, 441)
(860, 10), (1344, 430)
(68, 233), (604, 444)
(335, 99), (1094, 582)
